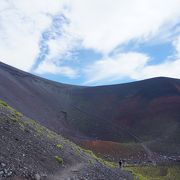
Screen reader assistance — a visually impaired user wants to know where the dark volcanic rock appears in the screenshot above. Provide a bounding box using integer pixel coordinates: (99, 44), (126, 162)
(0, 61), (180, 156)
(0, 99), (132, 179)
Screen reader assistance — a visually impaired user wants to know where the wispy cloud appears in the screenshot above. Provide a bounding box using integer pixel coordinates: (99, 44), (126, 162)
(0, 0), (66, 71)
(132, 36), (180, 80)
(33, 13), (80, 77)
(84, 52), (150, 85)
(66, 0), (180, 54)
(173, 36), (180, 57)
(84, 36), (180, 85)
(32, 14), (69, 70)
(35, 60), (77, 78)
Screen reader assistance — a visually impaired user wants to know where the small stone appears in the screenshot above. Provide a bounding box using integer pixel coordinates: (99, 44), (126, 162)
(4, 169), (8, 174)
(35, 173), (41, 180)
(1, 163), (6, 167)
(0, 171), (4, 175)
(7, 171), (12, 176)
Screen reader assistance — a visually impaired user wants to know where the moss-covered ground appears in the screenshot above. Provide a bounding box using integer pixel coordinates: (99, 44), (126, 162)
(126, 165), (180, 180)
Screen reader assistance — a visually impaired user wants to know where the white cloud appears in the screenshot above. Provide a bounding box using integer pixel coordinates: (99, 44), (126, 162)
(66, 0), (180, 54)
(35, 0), (180, 78)
(84, 52), (180, 85)
(0, 0), (180, 83)
(133, 36), (180, 80)
(35, 61), (77, 78)
(84, 52), (149, 84)
(133, 59), (180, 80)
(38, 21), (80, 67)
(0, 0), (66, 71)
(84, 36), (180, 85)
(173, 36), (180, 57)
(84, 36), (180, 84)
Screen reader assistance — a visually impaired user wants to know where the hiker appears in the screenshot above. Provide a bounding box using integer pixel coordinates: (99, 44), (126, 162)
(119, 160), (123, 168)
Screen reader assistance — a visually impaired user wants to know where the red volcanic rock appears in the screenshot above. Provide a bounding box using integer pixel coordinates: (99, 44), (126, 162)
(80, 140), (147, 161)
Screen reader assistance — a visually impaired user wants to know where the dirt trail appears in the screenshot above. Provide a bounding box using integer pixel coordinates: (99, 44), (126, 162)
(48, 163), (85, 180)
(140, 143), (156, 165)
(128, 132), (156, 165)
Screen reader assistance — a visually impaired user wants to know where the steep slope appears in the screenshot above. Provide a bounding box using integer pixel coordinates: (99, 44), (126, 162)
(0, 62), (83, 139)
(68, 77), (180, 142)
(0, 61), (180, 158)
(0, 99), (132, 179)
(68, 77), (180, 159)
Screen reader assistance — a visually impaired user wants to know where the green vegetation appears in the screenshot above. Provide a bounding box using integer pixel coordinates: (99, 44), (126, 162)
(54, 156), (63, 164)
(56, 144), (63, 150)
(126, 165), (180, 180)
(0, 99), (8, 107)
(26, 118), (45, 136)
(88, 159), (94, 165)
(64, 139), (118, 168)
(75, 146), (118, 168)
(14, 110), (23, 117)
(0, 99), (22, 117)
(35, 125), (45, 136)
(47, 131), (57, 139)
(0, 99), (25, 128)
(0, 99), (64, 141)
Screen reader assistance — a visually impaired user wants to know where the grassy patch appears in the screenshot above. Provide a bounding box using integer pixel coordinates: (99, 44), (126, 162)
(54, 156), (63, 164)
(47, 131), (57, 139)
(126, 165), (180, 180)
(0, 99), (25, 128)
(10, 114), (27, 130)
(0, 99), (8, 107)
(26, 118), (46, 136)
(0, 99), (48, 136)
(88, 159), (94, 165)
(56, 144), (63, 150)
(14, 110), (23, 117)
(75, 146), (118, 168)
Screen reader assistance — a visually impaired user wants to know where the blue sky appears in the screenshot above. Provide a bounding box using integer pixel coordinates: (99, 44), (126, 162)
(0, 0), (180, 86)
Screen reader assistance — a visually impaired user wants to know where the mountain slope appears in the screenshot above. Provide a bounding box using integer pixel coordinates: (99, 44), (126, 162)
(0, 62), (84, 139)
(0, 62), (180, 159)
(0, 99), (132, 179)
(68, 77), (180, 141)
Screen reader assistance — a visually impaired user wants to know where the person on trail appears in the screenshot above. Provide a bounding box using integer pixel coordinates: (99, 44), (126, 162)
(119, 160), (123, 168)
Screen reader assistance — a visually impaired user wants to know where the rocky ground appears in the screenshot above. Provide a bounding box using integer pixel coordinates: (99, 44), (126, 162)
(0, 99), (133, 180)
